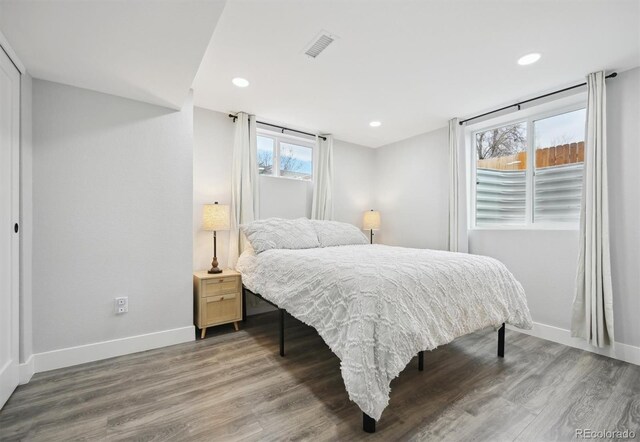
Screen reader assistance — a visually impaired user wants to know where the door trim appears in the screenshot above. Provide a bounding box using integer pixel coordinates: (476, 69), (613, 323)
(0, 30), (25, 74)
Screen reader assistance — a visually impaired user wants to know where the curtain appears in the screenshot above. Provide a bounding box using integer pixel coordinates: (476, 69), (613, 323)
(311, 134), (334, 220)
(227, 112), (259, 268)
(571, 71), (614, 347)
(448, 118), (460, 252)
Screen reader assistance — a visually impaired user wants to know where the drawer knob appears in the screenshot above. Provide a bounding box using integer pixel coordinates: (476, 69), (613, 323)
(220, 296), (224, 300)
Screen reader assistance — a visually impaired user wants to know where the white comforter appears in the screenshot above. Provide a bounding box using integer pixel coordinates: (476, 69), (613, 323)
(237, 244), (533, 421)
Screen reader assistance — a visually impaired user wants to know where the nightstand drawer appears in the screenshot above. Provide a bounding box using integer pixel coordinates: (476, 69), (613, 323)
(200, 294), (240, 326)
(207, 292), (237, 302)
(203, 277), (240, 296)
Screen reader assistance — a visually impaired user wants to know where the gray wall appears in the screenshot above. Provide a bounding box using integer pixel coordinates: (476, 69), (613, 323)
(193, 108), (234, 272)
(607, 67), (640, 346)
(373, 67), (639, 348)
(468, 229), (580, 330)
(333, 139), (377, 227)
(374, 127), (449, 250)
(20, 72), (33, 363)
(193, 106), (376, 271)
(32, 80), (194, 353)
(470, 67), (640, 347)
(31, 69), (635, 357)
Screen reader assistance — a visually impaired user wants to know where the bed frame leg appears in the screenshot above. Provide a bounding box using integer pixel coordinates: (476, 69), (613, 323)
(241, 286), (247, 322)
(363, 413), (376, 433)
(418, 351), (424, 371)
(279, 308), (285, 357)
(498, 323), (505, 358)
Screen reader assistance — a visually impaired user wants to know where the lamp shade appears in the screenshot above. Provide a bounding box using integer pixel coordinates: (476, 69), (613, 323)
(363, 210), (381, 230)
(203, 202), (230, 231)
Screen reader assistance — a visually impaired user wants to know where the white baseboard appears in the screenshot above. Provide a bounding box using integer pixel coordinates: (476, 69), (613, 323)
(18, 354), (34, 384)
(34, 326), (195, 374)
(23, 320), (637, 381)
(508, 322), (640, 366)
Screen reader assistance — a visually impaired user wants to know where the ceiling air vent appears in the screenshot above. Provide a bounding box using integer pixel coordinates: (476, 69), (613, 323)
(304, 31), (337, 59)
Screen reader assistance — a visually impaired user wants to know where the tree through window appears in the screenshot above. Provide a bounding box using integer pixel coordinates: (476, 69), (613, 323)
(472, 106), (586, 227)
(257, 133), (313, 181)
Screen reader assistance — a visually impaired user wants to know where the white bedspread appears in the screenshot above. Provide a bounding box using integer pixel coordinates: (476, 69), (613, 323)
(237, 244), (533, 421)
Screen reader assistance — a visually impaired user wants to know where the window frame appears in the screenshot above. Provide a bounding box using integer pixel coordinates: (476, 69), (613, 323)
(256, 128), (314, 182)
(466, 96), (587, 231)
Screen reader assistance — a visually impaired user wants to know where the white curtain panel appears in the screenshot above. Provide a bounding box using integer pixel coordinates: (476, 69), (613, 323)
(571, 71), (614, 347)
(448, 118), (460, 252)
(228, 112), (259, 268)
(311, 134), (334, 220)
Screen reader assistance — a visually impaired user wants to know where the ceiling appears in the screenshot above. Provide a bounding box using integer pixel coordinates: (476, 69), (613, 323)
(0, 0), (226, 109)
(0, 0), (637, 146)
(194, 0), (640, 147)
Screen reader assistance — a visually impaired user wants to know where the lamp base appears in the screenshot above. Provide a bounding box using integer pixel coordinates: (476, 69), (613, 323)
(208, 256), (222, 274)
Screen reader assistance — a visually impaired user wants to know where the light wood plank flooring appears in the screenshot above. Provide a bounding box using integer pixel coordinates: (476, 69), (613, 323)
(1, 312), (638, 441)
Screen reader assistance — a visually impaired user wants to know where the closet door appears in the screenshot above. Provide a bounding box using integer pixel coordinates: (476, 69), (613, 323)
(0, 47), (20, 409)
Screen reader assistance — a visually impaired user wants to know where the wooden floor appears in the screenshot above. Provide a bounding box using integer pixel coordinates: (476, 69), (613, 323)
(1, 312), (639, 442)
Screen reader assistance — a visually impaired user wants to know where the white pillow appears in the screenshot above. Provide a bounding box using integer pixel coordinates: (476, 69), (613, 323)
(310, 220), (369, 247)
(240, 218), (320, 254)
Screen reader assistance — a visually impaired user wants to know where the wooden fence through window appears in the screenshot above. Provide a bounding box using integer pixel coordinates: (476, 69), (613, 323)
(477, 142), (585, 170)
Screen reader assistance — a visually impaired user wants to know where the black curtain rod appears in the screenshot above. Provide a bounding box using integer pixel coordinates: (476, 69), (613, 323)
(228, 114), (326, 140)
(459, 72), (618, 126)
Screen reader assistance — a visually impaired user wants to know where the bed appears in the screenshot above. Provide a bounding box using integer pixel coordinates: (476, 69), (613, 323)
(236, 218), (533, 433)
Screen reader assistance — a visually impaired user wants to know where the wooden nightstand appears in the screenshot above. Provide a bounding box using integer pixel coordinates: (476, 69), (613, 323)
(194, 269), (243, 339)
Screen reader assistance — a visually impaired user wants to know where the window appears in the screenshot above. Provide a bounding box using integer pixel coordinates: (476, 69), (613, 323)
(475, 122), (527, 226)
(472, 106), (586, 227)
(257, 136), (275, 175)
(533, 109), (586, 223)
(257, 131), (313, 181)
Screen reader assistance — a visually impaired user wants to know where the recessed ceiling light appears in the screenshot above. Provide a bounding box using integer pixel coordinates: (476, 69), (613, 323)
(517, 53), (541, 66)
(369, 121), (381, 127)
(232, 77), (250, 88)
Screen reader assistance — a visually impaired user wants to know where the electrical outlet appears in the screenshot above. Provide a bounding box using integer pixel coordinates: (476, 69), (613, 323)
(115, 296), (128, 314)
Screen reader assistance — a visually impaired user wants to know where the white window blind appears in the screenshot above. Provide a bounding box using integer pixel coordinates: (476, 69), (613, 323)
(472, 107), (586, 228)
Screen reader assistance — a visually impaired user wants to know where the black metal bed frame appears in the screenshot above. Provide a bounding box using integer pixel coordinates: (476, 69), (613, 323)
(242, 286), (506, 434)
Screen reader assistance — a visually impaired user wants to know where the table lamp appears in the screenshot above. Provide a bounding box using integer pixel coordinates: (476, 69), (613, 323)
(363, 209), (381, 244)
(203, 202), (230, 274)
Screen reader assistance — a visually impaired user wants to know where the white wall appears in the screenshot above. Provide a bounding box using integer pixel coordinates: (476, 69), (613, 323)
(32, 80), (194, 355)
(374, 128), (449, 250)
(21, 68), (638, 372)
(194, 69), (638, 347)
(333, 139), (377, 226)
(193, 108), (234, 271)
(19, 72), (33, 364)
(193, 107), (376, 272)
(372, 68), (640, 350)
(607, 67), (640, 347)
(468, 229), (579, 329)
(259, 176), (312, 220)
(471, 68), (640, 348)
